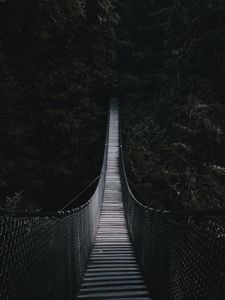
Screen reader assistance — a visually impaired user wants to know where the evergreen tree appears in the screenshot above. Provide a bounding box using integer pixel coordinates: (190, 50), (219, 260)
(0, 0), (118, 210)
(119, 0), (225, 209)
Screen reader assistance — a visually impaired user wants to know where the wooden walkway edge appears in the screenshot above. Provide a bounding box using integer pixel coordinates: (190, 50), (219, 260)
(77, 99), (151, 299)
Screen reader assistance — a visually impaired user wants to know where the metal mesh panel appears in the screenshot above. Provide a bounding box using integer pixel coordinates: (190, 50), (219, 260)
(0, 179), (106, 300)
(1, 98), (225, 300)
(0, 117), (109, 300)
(120, 141), (225, 300)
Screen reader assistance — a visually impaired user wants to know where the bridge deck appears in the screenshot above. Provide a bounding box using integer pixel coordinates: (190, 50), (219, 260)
(77, 100), (151, 299)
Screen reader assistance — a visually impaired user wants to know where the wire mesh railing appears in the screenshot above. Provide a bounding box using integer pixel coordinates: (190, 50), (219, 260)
(0, 114), (109, 300)
(1, 98), (225, 300)
(119, 127), (225, 299)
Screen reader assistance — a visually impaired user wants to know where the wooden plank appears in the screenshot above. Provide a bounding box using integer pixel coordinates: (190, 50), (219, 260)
(79, 285), (147, 293)
(84, 271), (141, 278)
(82, 279), (144, 288)
(83, 275), (143, 282)
(77, 290), (150, 299)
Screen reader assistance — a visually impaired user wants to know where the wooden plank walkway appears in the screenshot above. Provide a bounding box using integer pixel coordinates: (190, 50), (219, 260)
(77, 99), (151, 299)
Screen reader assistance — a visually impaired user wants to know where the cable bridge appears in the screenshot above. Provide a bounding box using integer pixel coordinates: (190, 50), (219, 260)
(77, 100), (150, 299)
(0, 98), (225, 300)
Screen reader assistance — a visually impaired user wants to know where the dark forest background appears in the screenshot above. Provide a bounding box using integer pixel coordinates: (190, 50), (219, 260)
(1, 0), (225, 210)
(0, 0), (117, 210)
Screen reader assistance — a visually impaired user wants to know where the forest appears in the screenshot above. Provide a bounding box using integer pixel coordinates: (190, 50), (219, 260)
(0, 0), (225, 211)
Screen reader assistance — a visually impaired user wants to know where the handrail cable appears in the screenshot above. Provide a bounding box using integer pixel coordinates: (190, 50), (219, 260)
(0, 101), (110, 300)
(0, 98), (225, 300)
(119, 103), (225, 300)
(59, 175), (100, 211)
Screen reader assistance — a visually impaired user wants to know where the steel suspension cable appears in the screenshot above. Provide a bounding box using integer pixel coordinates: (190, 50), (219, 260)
(59, 175), (100, 211)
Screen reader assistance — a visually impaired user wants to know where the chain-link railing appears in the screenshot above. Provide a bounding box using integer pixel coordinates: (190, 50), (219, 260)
(120, 129), (225, 299)
(0, 111), (110, 300)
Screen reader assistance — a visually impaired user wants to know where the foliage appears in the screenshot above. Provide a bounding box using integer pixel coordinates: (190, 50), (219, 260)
(118, 0), (225, 209)
(2, 0), (225, 211)
(0, 0), (118, 210)
(4, 191), (31, 210)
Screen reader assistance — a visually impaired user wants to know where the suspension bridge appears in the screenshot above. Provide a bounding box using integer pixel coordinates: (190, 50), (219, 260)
(0, 98), (225, 300)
